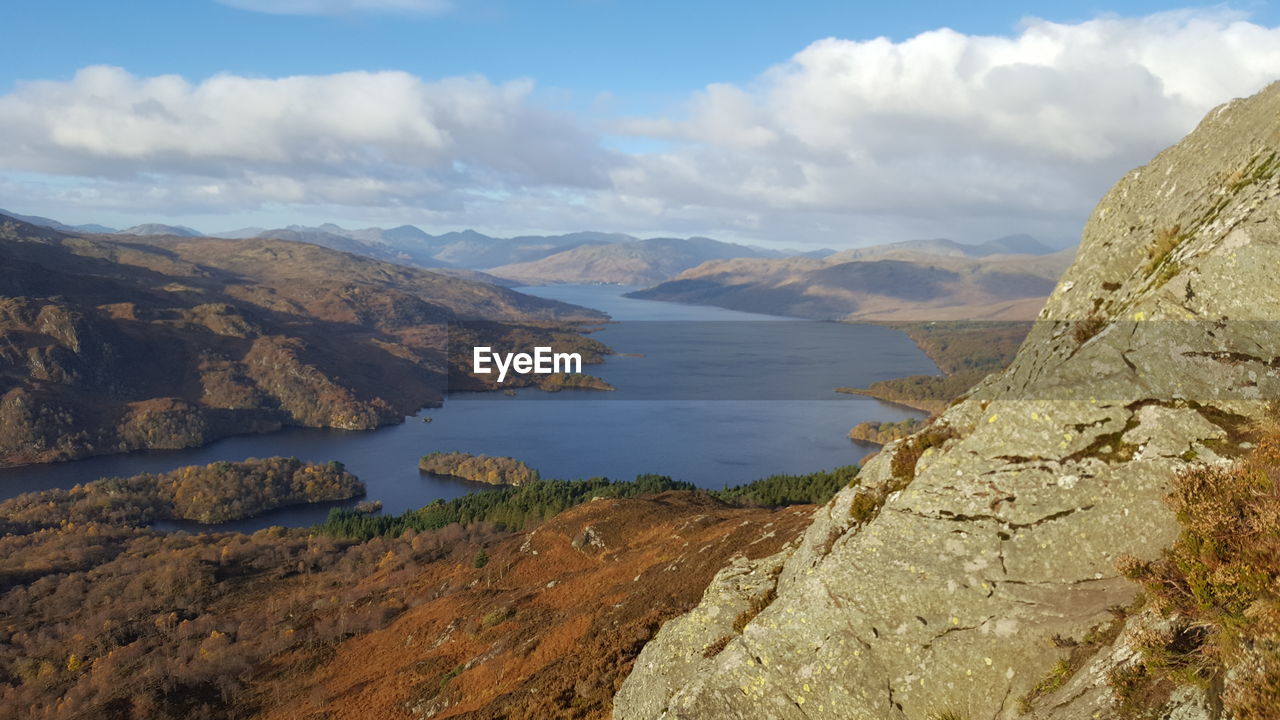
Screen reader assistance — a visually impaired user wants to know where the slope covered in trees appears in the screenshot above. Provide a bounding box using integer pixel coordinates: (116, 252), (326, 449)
(0, 460), (841, 719)
(0, 215), (605, 467)
(323, 467), (857, 541)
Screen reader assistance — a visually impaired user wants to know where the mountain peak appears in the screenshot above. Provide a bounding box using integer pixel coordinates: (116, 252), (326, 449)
(116, 223), (204, 237)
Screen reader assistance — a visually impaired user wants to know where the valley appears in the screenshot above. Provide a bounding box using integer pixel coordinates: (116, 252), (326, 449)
(1, 46), (1277, 720)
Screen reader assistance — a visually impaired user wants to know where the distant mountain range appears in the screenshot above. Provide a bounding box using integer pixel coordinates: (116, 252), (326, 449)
(485, 236), (784, 286)
(0, 208), (117, 234)
(829, 234), (1052, 261)
(2, 208), (1063, 293)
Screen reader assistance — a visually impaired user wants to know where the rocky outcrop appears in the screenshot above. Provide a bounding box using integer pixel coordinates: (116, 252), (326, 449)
(615, 83), (1280, 719)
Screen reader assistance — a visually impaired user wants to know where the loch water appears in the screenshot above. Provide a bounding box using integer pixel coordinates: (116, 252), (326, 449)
(0, 286), (938, 532)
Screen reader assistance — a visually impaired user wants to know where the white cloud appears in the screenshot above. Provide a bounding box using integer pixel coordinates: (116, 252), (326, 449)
(0, 66), (616, 215)
(1, 10), (1279, 245)
(217, 0), (452, 16)
(606, 9), (1280, 244)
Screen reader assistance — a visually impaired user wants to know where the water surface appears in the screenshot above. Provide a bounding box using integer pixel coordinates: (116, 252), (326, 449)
(0, 286), (937, 532)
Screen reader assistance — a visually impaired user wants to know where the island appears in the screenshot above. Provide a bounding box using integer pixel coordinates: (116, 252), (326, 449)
(0, 456), (363, 527)
(419, 451), (541, 486)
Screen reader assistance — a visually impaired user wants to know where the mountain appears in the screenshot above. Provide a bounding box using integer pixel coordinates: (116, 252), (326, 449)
(0, 215), (605, 467)
(215, 226), (268, 239)
(116, 223), (204, 237)
(629, 247), (1074, 320)
(487, 236), (782, 286)
(230, 225), (780, 283)
(0, 207), (117, 234)
(433, 230), (633, 269)
(211, 224), (634, 272)
(616, 82), (1280, 719)
(975, 232), (1053, 255)
(244, 225), (448, 267)
(72, 222), (118, 233)
(828, 234), (1055, 262)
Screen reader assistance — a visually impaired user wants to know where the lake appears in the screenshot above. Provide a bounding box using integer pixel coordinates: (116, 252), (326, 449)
(0, 286), (937, 531)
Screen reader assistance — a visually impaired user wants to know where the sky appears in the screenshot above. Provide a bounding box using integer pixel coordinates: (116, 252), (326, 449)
(1, 1), (1279, 248)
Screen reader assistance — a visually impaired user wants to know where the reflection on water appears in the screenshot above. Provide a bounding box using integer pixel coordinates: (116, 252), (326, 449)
(0, 286), (937, 531)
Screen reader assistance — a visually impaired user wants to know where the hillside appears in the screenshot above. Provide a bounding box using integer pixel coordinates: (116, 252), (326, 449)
(0, 216), (605, 466)
(628, 247), (1074, 320)
(616, 83), (1280, 719)
(831, 233), (1055, 260)
(0, 461), (835, 720)
(487, 236), (780, 286)
(264, 492), (815, 720)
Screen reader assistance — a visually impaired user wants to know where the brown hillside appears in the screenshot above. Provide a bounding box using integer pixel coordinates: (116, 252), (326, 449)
(628, 248), (1074, 321)
(258, 492), (813, 720)
(0, 217), (605, 466)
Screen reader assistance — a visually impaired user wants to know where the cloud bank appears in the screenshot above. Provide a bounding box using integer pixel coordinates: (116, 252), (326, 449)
(2, 10), (1278, 245)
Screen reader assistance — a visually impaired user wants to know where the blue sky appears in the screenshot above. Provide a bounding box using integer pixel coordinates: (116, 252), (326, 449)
(4, 1), (1243, 110)
(2, 1), (1279, 246)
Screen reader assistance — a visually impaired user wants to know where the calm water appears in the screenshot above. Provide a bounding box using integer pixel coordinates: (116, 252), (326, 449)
(0, 286), (936, 532)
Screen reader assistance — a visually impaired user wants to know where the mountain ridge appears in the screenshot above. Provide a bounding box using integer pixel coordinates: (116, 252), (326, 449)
(628, 246), (1075, 321)
(486, 236), (784, 286)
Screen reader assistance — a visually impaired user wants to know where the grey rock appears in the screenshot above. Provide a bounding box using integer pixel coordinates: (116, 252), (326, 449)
(615, 82), (1280, 719)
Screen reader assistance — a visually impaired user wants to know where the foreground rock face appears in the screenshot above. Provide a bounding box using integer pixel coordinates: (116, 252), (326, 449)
(615, 83), (1280, 719)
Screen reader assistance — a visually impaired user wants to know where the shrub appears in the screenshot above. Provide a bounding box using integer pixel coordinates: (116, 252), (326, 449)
(1073, 314), (1107, 344)
(1116, 429), (1280, 720)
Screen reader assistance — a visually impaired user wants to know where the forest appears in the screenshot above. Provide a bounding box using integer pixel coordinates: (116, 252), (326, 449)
(324, 466), (858, 541)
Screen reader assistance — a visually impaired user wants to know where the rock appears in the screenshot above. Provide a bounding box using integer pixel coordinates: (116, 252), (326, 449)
(614, 82), (1280, 719)
(571, 525), (606, 550)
